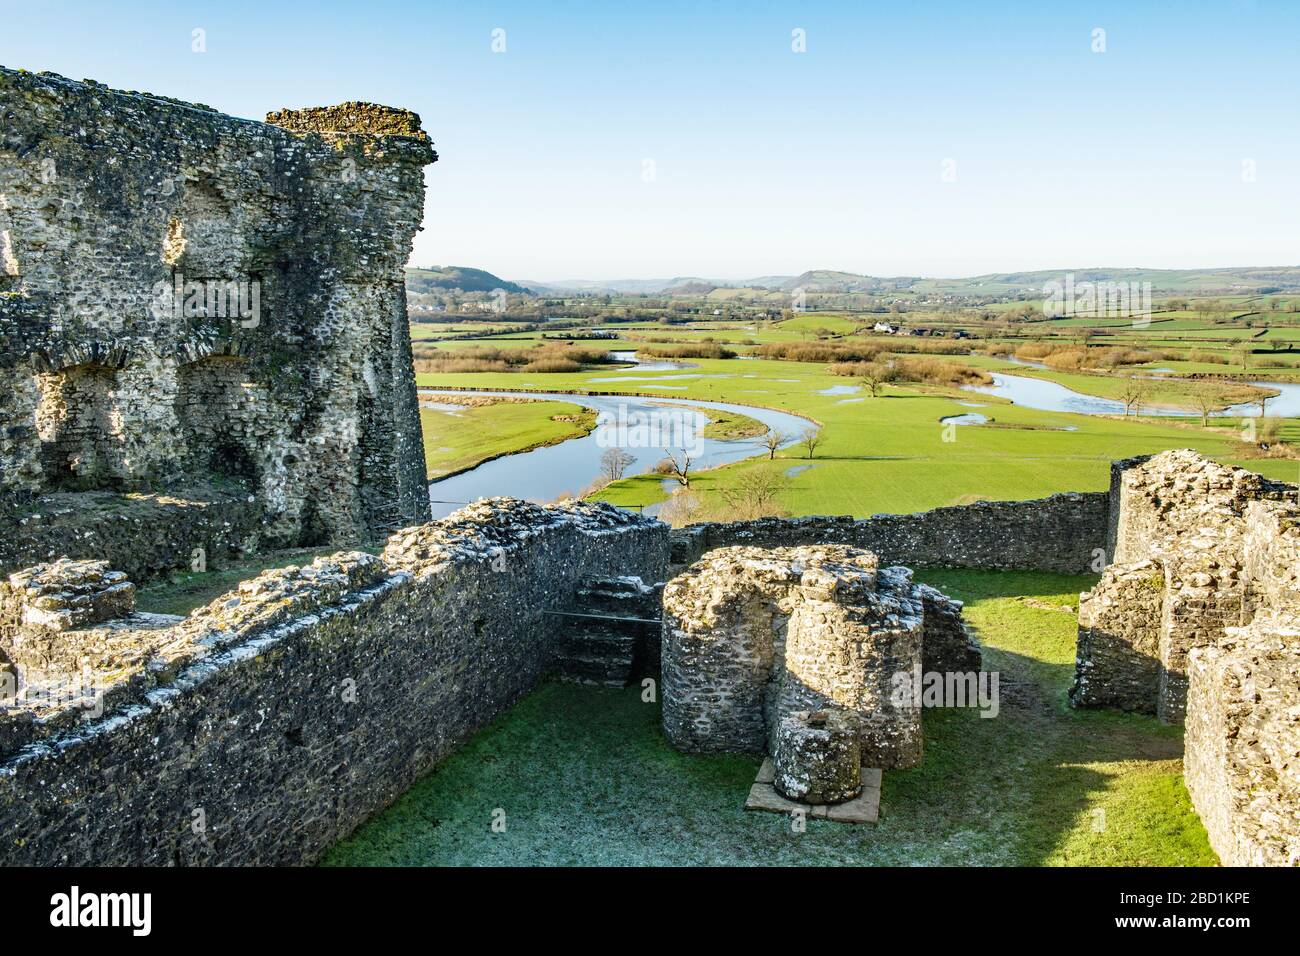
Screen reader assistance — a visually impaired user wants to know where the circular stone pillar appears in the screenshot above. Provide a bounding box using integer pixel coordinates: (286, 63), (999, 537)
(773, 709), (862, 805)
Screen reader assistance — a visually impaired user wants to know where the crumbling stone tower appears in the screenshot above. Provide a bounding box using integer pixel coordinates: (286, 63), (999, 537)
(660, 545), (978, 770)
(0, 68), (434, 554)
(1071, 449), (1292, 722)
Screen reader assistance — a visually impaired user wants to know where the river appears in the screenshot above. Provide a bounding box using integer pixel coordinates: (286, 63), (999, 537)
(966, 364), (1300, 418)
(422, 387), (811, 519)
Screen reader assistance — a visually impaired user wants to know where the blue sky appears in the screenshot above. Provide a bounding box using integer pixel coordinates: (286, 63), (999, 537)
(3, 1), (1297, 279)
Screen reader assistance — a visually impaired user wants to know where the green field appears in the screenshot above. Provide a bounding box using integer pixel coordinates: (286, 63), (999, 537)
(416, 354), (1297, 518)
(322, 568), (1212, 867)
(420, 398), (596, 479)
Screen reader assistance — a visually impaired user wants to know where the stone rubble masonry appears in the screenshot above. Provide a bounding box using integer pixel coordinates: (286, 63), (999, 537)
(661, 545), (975, 770)
(1183, 496), (1300, 865)
(914, 583), (980, 675)
(1071, 450), (1300, 865)
(0, 498), (667, 866)
(670, 491), (1107, 573)
(1241, 500), (1300, 621)
(1073, 449), (1294, 722)
(0, 66), (434, 560)
(0, 486), (263, 581)
(1184, 610), (1300, 866)
(1158, 554), (1245, 724)
(3, 557), (135, 632)
(773, 709), (863, 805)
(1110, 448), (1291, 566)
(1069, 560), (1164, 713)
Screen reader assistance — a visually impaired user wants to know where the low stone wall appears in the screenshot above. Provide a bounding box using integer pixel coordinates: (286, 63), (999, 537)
(0, 498), (667, 865)
(671, 492), (1108, 573)
(0, 487), (263, 581)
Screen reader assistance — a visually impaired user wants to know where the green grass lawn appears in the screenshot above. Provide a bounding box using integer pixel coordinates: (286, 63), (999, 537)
(322, 568), (1214, 867)
(420, 399), (596, 479)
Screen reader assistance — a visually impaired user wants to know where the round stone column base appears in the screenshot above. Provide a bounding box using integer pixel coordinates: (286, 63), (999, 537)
(773, 709), (862, 805)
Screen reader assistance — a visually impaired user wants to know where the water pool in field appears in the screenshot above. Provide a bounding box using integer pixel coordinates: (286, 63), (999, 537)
(965, 371), (1300, 418)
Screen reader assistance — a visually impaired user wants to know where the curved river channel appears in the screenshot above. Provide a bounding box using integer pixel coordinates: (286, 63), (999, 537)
(424, 353), (1300, 519)
(968, 361), (1300, 418)
(422, 387), (811, 519)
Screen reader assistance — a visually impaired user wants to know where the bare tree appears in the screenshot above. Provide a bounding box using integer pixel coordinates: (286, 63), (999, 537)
(716, 470), (791, 521)
(658, 448), (695, 487)
(657, 489), (703, 528)
(800, 425), (822, 460)
(1119, 376), (1148, 416)
(1256, 390), (1272, 418)
(600, 447), (636, 482)
(761, 429), (789, 460)
(1192, 382), (1217, 427)
(860, 361), (894, 398)
(1255, 416), (1282, 450)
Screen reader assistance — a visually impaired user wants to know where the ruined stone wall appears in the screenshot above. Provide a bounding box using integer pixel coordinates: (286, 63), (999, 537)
(1071, 450), (1295, 722)
(1072, 452), (1300, 865)
(0, 68), (433, 552)
(1070, 560), (1164, 712)
(1110, 449), (1291, 565)
(0, 486), (261, 580)
(661, 545), (973, 770)
(1181, 498), (1300, 866)
(671, 492), (1107, 573)
(0, 499), (667, 866)
(1184, 609), (1300, 866)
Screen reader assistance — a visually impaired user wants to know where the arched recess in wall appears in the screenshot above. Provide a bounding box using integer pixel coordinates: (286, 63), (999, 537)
(33, 362), (128, 491)
(174, 353), (263, 488)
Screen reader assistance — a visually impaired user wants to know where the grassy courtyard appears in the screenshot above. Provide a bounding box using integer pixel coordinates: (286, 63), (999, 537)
(323, 568), (1214, 867)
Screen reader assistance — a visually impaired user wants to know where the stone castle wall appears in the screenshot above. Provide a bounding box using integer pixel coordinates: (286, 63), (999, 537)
(0, 68), (434, 553)
(1182, 499), (1300, 865)
(1071, 450), (1300, 865)
(0, 499), (667, 866)
(1185, 607), (1300, 866)
(1071, 450), (1294, 723)
(1070, 560), (1164, 712)
(0, 486), (262, 581)
(671, 492), (1107, 573)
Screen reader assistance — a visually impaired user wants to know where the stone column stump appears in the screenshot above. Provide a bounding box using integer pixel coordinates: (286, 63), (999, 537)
(773, 709), (862, 805)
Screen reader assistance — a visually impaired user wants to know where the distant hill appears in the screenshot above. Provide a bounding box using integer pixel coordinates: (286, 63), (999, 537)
(911, 266), (1300, 296)
(518, 277), (719, 296)
(406, 266), (526, 294)
(785, 267), (1300, 297)
(408, 265), (1300, 299)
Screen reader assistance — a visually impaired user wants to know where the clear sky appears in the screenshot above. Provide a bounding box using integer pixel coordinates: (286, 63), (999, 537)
(3, 1), (1297, 280)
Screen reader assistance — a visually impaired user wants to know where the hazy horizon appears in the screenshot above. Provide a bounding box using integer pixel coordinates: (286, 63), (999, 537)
(417, 262), (1300, 286)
